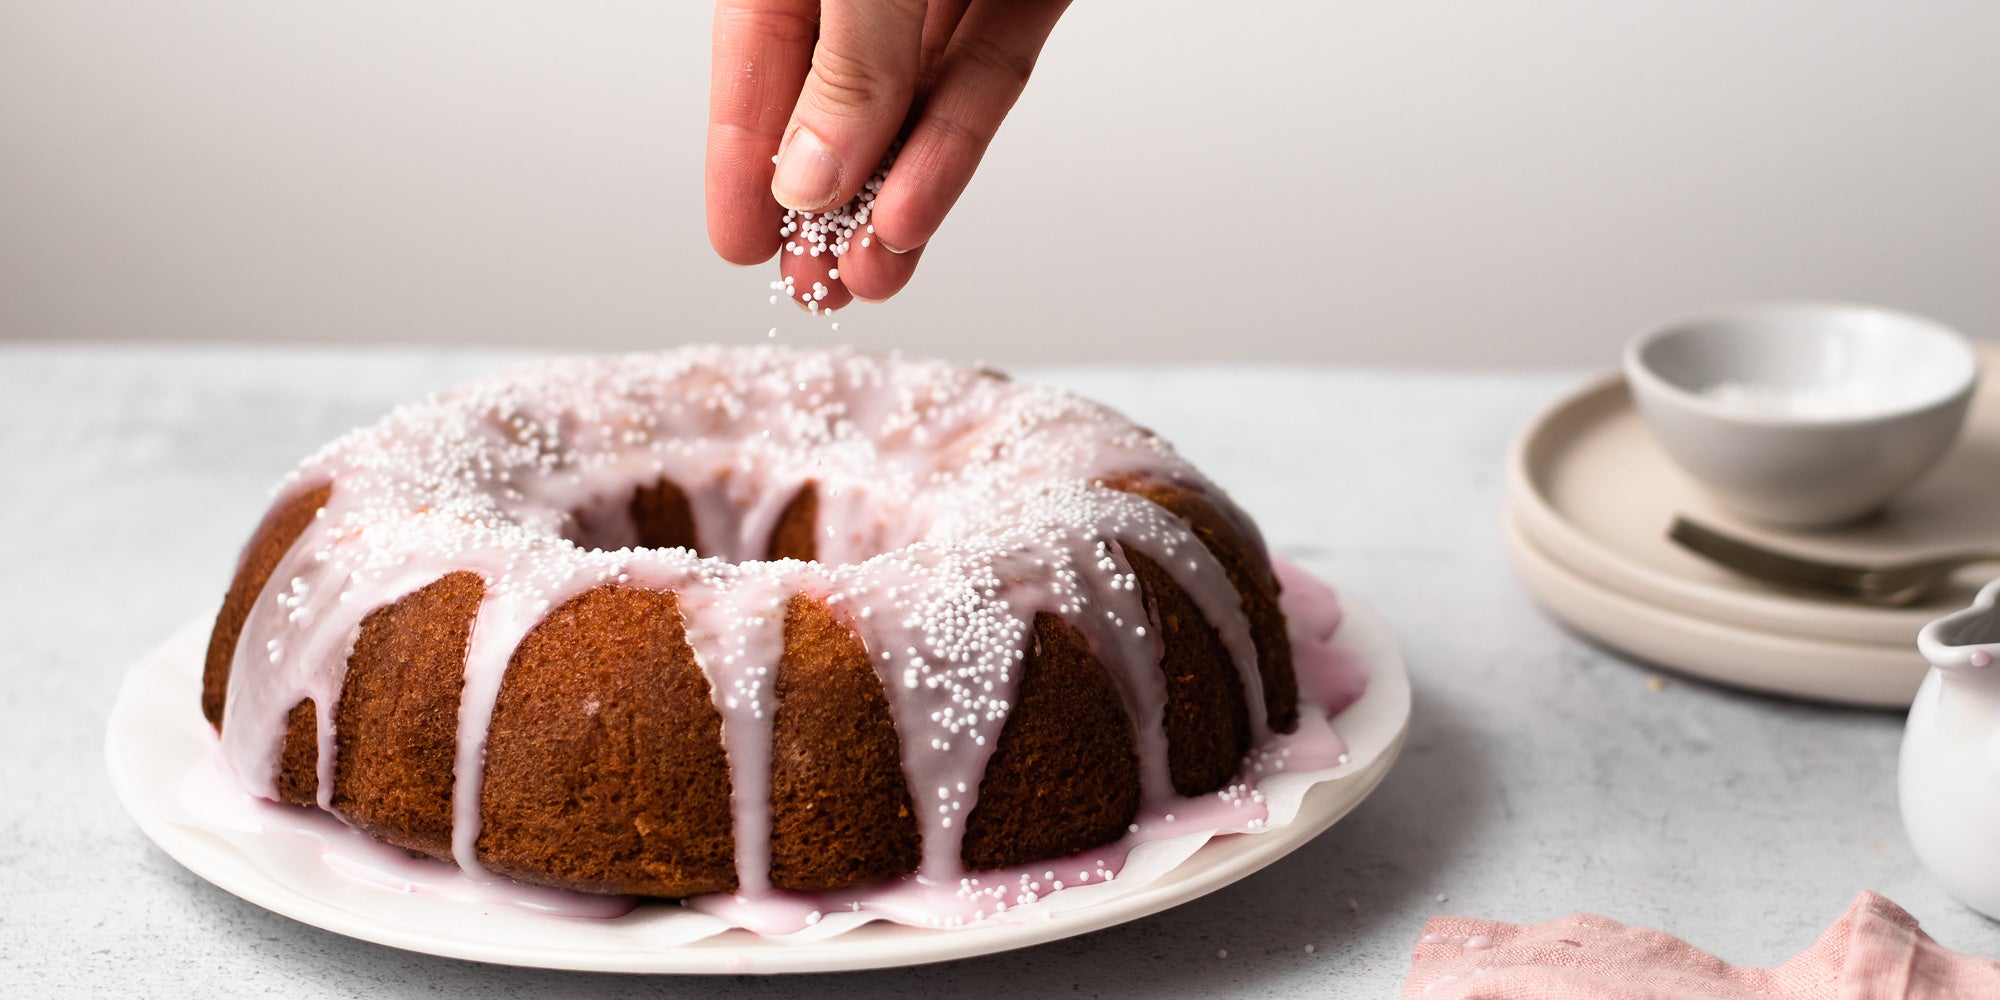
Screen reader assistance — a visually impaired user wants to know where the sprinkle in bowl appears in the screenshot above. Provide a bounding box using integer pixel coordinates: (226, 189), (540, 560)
(1623, 302), (1980, 528)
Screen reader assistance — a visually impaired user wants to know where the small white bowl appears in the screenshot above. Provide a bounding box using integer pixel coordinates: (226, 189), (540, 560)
(1623, 302), (1979, 528)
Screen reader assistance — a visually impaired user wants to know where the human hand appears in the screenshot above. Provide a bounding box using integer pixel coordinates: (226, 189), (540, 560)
(705, 0), (1071, 312)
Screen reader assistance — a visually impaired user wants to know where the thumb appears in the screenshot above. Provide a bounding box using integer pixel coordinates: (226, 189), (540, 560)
(771, 0), (928, 213)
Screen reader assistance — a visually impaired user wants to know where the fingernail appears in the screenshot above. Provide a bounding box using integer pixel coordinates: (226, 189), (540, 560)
(878, 237), (913, 255)
(772, 126), (842, 212)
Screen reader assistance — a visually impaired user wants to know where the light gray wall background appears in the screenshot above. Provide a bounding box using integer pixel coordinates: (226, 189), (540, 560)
(3, 1), (1995, 367)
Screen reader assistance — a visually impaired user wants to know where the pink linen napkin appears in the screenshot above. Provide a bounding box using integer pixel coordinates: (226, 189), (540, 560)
(1403, 891), (2000, 999)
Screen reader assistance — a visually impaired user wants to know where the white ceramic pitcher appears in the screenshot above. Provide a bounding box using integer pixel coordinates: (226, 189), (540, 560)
(1902, 578), (2000, 919)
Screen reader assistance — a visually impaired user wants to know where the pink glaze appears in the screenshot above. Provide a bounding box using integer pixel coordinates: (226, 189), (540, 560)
(693, 560), (1363, 932)
(192, 553), (1365, 932)
(217, 346), (1351, 926)
(1274, 557), (1367, 718)
(181, 739), (635, 919)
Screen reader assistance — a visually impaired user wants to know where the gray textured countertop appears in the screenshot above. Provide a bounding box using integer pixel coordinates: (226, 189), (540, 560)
(5, 344), (1994, 997)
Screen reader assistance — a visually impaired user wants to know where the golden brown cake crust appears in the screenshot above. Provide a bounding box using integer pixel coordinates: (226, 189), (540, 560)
(768, 594), (921, 890)
(765, 482), (818, 562)
(329, 571), (485, 859)
(1128, 550), (1252, 795)
(959, 612), (1142, 871)
(628, 476), (698, 551)
(476, 585), (738, 897)
(276, 699), (319, 808)
(227, 473), (1291, 892)
(203, 482), (332, 728)
(1105, 475), (1298, 732)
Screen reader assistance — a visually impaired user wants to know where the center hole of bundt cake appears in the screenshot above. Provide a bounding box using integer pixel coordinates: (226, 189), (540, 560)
(565, 477), (828, 563)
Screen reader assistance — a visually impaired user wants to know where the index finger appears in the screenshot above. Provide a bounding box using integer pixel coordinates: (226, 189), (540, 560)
(706, 0), (820, 266)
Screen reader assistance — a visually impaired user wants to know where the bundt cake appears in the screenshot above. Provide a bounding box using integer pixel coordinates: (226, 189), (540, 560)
(203, 346), (1296, 910)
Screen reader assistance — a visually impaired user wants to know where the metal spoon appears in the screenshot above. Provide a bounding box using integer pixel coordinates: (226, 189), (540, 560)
(1667, 516), (2000, 607)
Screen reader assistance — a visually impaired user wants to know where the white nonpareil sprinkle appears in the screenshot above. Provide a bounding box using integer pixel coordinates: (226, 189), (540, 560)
(772, 144), (899, 310)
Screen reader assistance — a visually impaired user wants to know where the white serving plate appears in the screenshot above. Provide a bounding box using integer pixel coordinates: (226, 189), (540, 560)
(107, 600), (1410, 974)
(1505, 516), (1923, 706)
(1504, 344), (2000, 706)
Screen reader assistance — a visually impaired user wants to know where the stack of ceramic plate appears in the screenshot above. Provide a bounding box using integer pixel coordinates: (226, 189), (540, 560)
(1503, 345), (2000, 708)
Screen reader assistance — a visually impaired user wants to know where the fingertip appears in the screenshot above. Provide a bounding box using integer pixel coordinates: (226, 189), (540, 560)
(874, 230), (922, 256)
(711, 227), (780, 267)
(805, 279), (857, 313)
(772, 124), (847, 214)
(776, 236), (857, 313)
(863, 142), (944, 257)
(706, 143), (786, 266)
(837, 241), (923, 302)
